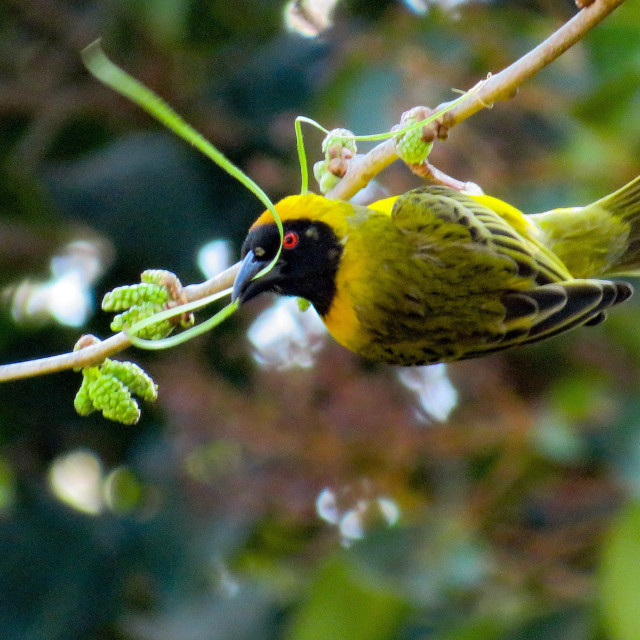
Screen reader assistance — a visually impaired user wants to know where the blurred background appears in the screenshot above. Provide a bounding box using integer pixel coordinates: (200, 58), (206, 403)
(1, 0), (640, 638)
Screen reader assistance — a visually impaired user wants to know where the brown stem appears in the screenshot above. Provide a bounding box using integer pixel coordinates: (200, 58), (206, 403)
(409, 161), (483, 193)
(0, 262), (240, 381)
(326, 0), (627, 201)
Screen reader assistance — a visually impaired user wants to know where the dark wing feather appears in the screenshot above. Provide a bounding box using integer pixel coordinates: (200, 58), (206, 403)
(391, 186), (572, 284)
(382, 186), (633, 365)
(463, 279), (632, 359)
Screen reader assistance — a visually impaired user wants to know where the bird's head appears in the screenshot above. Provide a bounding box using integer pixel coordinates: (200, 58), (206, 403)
(232, 194), (348, 316)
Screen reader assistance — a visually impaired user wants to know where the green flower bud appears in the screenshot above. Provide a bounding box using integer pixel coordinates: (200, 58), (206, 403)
(322, 128), (357, 157)
(313, 160), (341, 194)
(395, 107), (434, 165)
(88, 374), (141, 425)
(74, 377), (95, 416)
(110, 302), (174, 340)
(101, 359), (158, 402)
(102, 283), (169, 312)
(178, 311), (195, 329)
(140, 269), (174, 286)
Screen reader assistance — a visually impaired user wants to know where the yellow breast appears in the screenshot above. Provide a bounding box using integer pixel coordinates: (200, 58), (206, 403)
(321, 250), (366, 352)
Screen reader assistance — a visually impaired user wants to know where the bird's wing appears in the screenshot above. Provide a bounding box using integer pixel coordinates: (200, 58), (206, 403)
(390, 186), (572, 285)
(386, 187), (632, 359)
(462, 279), (631, 359)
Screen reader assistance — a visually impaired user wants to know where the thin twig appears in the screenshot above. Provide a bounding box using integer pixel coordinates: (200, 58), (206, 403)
(0, 263), (239, 381)
(0, 0), (627, 382)
(326, 0), (627, 201)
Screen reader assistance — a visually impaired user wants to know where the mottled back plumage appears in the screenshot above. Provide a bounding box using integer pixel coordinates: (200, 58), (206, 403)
(347, 186), (633, 364)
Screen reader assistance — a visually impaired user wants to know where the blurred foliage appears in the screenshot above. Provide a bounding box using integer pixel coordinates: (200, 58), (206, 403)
(1, 0), (640, 639)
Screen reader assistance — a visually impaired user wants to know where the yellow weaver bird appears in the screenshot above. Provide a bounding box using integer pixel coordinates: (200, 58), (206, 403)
(232, 177), (640, 366)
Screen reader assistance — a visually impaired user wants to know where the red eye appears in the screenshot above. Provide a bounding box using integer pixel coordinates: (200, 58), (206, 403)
(282, 231), (299, 249)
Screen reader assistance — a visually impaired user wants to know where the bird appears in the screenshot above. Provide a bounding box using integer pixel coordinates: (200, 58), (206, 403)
(232, 176), (640, 366)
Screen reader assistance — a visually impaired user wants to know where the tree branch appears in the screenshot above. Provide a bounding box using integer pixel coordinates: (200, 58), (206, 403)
(326, 0), (627, 201)
(0, 263), (239, 381)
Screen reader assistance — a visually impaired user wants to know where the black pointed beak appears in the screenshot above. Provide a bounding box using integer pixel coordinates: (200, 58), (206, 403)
(232, 250), (280, 305)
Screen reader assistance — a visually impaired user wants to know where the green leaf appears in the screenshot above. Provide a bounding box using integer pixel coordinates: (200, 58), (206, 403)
(599, 501), (640, 640)
(438, 617), (506, 640)
(287, 558), (410, 640)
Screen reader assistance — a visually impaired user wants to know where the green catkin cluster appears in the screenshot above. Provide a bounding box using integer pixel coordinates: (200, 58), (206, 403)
(100, 360), (158, 402)
(140, 269), (174, 286)
(77, 269), (193, 423)
(313, 128), (357, 194)
(73, 372), (96, 416)
(322, 128), (357, 156)
(102, 282), (169, 311)
(394, 106), (434, 165)
(102, 269), (189, 340)
(110, 301), (174, 339)
(85, 373), (140, 425)
(313, 164), (340, 194)
(74, 354), (158, 425)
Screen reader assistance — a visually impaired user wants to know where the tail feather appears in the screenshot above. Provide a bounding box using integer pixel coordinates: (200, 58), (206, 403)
(594, 174), (640, 274)
(596, 174), (640, 221)
(534, 175), (640, 278)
